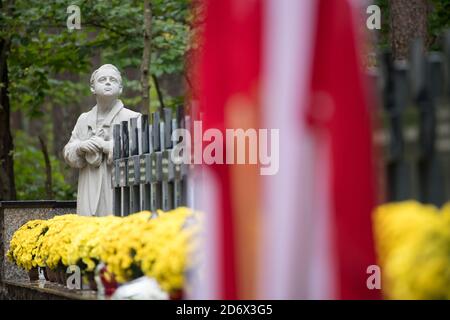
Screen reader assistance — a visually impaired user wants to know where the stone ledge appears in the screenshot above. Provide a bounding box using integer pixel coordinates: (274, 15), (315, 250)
(0, 201), (76, 209)
(1, 279), (101, 300)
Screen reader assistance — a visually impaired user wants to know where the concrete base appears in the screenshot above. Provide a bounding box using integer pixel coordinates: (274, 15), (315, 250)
(1, 279), (99, 300)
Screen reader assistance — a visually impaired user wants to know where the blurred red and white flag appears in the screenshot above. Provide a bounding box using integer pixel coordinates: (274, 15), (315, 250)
(190, 0), (262, 299)
(190, 0), (381, 300)
(261, 0), (381, 300)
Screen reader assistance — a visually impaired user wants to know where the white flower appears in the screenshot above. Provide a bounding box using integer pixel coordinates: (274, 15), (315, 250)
(111, 277), (169, 300)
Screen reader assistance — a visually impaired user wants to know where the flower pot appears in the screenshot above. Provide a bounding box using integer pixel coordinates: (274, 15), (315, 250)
(28, 267), (39, 282)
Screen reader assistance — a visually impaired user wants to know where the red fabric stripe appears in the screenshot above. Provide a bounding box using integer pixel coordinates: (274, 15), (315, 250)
(308, 0), (381, 299)
(199, 0), (262, 299)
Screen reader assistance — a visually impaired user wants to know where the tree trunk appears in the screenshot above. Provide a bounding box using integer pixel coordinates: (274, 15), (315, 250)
(0, 38), (16, 200)
(140, 0), (152, 114)
(38, 135), (53, 199)
(389, 0), (429, 60)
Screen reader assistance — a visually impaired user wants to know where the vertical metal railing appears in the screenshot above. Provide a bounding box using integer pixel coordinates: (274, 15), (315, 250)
(380, 31), (450, 206)
(112, 106), (190, 216)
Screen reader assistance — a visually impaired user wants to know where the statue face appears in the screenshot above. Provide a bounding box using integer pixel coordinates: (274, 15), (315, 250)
(91, 67), (122, 98)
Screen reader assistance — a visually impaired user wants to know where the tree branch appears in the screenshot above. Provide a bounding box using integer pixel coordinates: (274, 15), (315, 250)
(141, 0), (152, 113)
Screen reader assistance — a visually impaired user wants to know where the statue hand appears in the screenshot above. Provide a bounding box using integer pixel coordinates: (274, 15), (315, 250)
(90, 135), (110, 153)
(96, 128), (106, 138)
(78, 138), (102, 154)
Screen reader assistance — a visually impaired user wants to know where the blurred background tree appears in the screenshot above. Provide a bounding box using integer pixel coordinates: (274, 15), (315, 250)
(0, 0), (199, 200)
(376, 0), (450, 58)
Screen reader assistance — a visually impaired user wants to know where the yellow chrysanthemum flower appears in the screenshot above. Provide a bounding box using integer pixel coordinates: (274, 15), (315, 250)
(8, 207), (200, 294)
(374, 200), (450, 300)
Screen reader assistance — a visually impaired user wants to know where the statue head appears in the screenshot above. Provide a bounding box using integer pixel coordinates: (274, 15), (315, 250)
(90, 64), (123, 98)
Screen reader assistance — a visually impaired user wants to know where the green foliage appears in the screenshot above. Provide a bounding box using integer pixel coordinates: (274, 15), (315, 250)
(3, 1), (94, 116)
(13, 131), (76, 200)
(4, 0), (193, 117)
(374, 0), (389, 50)
(2, 0), (195, 200)
(429, 0), (450, 49)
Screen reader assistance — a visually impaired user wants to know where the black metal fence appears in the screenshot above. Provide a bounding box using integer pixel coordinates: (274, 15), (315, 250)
(112, 106), (190, 216)
(379, 31), (450, 207)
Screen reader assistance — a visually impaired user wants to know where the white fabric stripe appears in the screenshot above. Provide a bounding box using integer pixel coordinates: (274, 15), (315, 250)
(259, 0), (335, 299)
(307, 136), (336, 299)
(187, 167), (221, 299)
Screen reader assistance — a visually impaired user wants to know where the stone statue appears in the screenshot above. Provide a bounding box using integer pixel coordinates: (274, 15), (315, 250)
(63, 64), (141, 216)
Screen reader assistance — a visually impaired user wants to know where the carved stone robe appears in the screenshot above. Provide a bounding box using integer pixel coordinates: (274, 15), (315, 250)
(63, 100), (141, 216)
